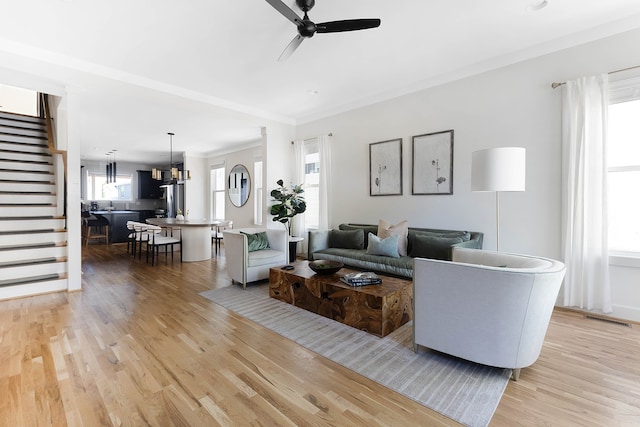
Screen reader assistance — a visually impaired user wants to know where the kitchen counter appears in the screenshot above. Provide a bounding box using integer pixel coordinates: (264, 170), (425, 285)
(91, 210), (138, 214)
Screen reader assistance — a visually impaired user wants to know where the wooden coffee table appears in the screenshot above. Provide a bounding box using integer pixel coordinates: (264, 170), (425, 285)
(269, 261), (413, 337)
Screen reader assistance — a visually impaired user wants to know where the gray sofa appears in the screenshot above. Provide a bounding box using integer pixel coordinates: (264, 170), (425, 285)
(308, 223), (483, 279)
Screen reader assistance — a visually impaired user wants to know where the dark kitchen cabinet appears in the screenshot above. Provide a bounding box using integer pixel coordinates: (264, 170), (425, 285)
(137, 170), (162, 199)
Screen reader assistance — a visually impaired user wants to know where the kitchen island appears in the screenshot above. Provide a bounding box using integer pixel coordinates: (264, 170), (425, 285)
(90, 210), (140, 243)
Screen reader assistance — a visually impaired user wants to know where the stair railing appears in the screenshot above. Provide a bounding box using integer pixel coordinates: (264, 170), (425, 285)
(39, 93), (68, 229)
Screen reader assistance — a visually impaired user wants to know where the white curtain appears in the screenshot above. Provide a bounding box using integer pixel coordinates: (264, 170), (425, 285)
(318, 134), (332, 230)
(291, 139), (305, 238)
(561, 74), (612, 313)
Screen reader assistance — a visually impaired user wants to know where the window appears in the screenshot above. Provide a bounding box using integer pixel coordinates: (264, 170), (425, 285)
(86, 172), (132, 201)
(211, 165), (225, 219)
(608, 78), (640, 254)
(254, 159), (263, 225)
(303, 141), (320, 230)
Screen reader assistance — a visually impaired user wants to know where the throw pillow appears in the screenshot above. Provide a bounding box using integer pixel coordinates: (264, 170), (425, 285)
(339, 224), (378, 247)
(408, 234), (464, 260)
(378, 219), (409, 256)
(329, 229), (364, 249)
(366, 233), (400, 258)
(241, 231), (271, 252)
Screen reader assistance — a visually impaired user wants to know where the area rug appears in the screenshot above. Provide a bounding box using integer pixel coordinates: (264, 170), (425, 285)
(200, 284), (511, 427)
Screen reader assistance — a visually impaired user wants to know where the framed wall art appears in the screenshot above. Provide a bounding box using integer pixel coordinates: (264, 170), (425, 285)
(412, 130), (454, 195)
(369, 138), (402, 196)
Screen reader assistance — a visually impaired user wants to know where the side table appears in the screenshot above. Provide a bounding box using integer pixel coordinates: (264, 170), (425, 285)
(288, 236), (304, 263)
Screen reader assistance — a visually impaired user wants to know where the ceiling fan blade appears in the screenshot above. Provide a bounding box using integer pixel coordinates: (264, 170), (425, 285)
(265, 0), (303, 27)
(278, 34), (304, 62)
(316, 19), (381, 33)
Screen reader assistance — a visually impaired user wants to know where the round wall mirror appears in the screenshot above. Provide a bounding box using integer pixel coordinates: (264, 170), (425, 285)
(228, 164), (251, 207)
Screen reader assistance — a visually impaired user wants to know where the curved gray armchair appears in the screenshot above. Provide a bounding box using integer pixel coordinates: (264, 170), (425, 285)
(413, 247), (566, 380)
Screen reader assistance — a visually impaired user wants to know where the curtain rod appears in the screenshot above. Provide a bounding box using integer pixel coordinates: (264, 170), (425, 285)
(551, 64), (640, 89)
(291, 132), (332, 144)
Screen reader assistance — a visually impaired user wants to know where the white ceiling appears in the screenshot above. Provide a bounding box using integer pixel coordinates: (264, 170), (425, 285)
(1, 0), (640, 164)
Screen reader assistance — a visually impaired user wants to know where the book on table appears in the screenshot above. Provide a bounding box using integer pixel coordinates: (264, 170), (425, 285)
(340, 271), (382, 286)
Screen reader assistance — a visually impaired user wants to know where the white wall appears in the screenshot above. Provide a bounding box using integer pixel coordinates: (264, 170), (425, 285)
(264, 123), (296, 228)
(295, 28), (640, 322)
(184, 154), (207, 219)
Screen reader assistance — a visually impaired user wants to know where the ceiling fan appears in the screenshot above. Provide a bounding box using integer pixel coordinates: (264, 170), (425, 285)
(265, 0), (381, 61)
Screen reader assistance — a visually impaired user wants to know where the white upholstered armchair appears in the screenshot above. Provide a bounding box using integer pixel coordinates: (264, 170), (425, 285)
(223, 228), (288, 288)
(413, 247), (566, 380)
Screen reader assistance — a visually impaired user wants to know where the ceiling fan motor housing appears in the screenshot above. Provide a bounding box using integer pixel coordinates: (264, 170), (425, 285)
(296, 0), (315, 12)
(299, 17), (317, 37)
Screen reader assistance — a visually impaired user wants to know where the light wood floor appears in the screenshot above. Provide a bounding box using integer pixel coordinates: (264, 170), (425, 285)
(1, 244), (639, 426)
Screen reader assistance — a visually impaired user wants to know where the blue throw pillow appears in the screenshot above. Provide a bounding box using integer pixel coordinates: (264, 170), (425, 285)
(366, 232), (400, 258)
(241, 231), (270, 252)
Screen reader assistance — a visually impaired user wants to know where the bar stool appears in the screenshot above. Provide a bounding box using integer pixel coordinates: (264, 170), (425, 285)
(82, 216), (110, 245)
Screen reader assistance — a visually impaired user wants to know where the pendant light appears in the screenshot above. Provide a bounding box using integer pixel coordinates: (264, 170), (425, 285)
(152, 132), (191, 182)
(105, 150), (117, 183)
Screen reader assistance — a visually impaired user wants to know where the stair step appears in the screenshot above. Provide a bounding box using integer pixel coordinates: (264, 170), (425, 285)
(0, 256), (66, 268)
(0, 229), (66, 245)
(0, 141), (49, 154)
(1, 244), (67, 263)
(0, 273), (65, 288)
(0, 117), (46, 131)
(0, 136), (48, 147)
(0, 126), (47, 139)
(0, 256), (67, 281)
(0, 159), (53, 173)
(0, 171), (53, 183)
(0, 157), (52, 165)
(0, 218), (66, 232)
(0, 148), (51, 162)
(0, 202), (54, 206)
(0, 193), (56, 204)
(0, 227), (55, 235)
(0, 167), (52, 174)
(0, 178), (54, 185)
(0, 182), (56, 193)
(0, 133), (47, 145)
(0, 242), (59, 251)
(0, 207), (59, 218)
(0, 111), (43, 123)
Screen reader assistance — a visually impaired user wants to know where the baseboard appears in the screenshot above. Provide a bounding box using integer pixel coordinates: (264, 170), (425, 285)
(555, 306), (640, 326)
(610, 305), (640, 324)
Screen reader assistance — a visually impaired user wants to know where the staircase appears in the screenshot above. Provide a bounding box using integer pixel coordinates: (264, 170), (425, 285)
(0, 110), (68, 299)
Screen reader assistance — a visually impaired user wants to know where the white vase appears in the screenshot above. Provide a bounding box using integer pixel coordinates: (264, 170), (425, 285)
(176, 214), (185, 221)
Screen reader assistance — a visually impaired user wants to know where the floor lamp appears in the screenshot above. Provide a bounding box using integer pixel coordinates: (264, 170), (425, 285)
(471, 147), (526, 251)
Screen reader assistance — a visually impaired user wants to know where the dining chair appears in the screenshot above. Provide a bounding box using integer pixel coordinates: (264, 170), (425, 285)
(211, 220), (233, 256)
(147, 225), (182, 266)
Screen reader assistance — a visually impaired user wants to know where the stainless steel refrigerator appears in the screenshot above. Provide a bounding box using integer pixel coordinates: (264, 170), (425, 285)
(161, 183), (184, 218)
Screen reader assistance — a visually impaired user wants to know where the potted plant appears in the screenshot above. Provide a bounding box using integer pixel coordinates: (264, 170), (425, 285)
(270, 179), (306, 236)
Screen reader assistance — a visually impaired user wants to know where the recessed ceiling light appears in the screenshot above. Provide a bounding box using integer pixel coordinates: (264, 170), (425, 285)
(307, 89), (319, 95)
(528, 0), (548, 11)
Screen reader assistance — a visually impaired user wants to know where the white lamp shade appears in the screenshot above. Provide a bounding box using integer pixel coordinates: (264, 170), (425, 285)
(471, 147), (526, 192)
